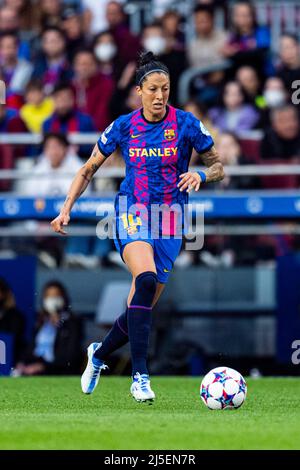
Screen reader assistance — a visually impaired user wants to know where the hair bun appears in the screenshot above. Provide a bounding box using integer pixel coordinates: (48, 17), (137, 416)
(138, 51), (158, 67)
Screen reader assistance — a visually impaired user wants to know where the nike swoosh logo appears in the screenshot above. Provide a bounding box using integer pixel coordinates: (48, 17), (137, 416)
(131, 134), (142, 138)
(163, 268), (170, 273)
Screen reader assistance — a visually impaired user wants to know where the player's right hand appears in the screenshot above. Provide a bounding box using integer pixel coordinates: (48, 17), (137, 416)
(50, 212), (70, 235)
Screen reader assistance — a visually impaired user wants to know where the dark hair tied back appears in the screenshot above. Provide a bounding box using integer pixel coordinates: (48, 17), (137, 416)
(136, 51), (169, 86)
(138, 51), (156, 67)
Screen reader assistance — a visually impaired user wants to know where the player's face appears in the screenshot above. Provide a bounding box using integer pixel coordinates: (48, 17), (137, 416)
(137, 73), (170, 119)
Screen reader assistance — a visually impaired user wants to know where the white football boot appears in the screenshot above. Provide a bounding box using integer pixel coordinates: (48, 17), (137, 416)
(130, 372), (156, 402)
(81, 342), (108, 394)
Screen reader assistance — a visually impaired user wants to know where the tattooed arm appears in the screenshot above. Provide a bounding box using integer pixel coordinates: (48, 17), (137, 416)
(177, 146), (225, 193)
(51, 144), (106, 234)
(199, 145), (225, 183)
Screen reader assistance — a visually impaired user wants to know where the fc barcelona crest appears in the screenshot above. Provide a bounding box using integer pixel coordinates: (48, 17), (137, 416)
(164, 129), (176, 140)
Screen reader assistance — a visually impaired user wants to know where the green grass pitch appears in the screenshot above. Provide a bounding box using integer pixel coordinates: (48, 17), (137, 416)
(0, 376), (299, 450)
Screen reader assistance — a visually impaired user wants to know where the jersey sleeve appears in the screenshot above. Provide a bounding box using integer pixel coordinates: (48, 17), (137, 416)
(97, 117), (122, 158)
(187, 113), (214, 154)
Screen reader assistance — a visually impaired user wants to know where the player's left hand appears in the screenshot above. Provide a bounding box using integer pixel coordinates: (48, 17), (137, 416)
(177, 172), (201, 193)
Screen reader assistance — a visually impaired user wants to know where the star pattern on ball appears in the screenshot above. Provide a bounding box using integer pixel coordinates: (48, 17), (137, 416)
(200, 367), (247, 410)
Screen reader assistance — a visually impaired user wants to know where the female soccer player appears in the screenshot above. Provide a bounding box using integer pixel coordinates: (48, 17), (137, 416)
(51, 52), (224, 402)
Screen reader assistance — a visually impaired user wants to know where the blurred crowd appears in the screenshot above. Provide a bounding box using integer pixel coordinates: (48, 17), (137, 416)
(0, 0), (300, 180)
(0, 0), (300, 267)
(0, 276), (84, 375)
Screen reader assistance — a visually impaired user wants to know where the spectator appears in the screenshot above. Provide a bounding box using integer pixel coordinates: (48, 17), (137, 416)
(109, 48), (139, 119)
(277, 33), (300, 94)
(4, 0), (39, 33)
(93, 31), (141, 119)
(0, 6), (38, 61)
(42, 82), (95, 157)
(185, 100), (219, 167)
(0, 5), (19, 32)
(93, 30), (119, 77)
(82, 0), (125, 35)
(61, 4), (87, 63)
(209, 81), (260, 132)
(262, 77), (288, 111)
(187, 5), (228, 68)
(0, 103), (27, 133)
(20, 132), (104, 267)
(215, 131), (261, 189)
(0, 103), (28, 180)
(20, 79), (54, 133)
(222, 0), (271, 76)
(259, 76), (289, 127)
(184, 100), (219, 141)
(152, 0), (178, 19)
(32, 27), (73, 95)
(106, 0), (140, 69)
(110, 82), (141, 120)
(22, 132), (83, 196)
(261, 105), (300, 160)
(161, 10), (185, 50)
(36, 0), (62, 31)
(142, 22), (187, 106)
(0, 277), (25, 364)
(72, 49), (114, 131)
(235, 65), (264, 108)
(14, 280), (82, 376)
(0, 31), (33, 106)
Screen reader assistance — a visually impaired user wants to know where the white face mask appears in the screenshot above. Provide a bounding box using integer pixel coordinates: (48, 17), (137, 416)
(43, 296), (64, 314)
(264, 89), (286, 108)
(143, 36), (166, 56)
(94, 43), (117, 62)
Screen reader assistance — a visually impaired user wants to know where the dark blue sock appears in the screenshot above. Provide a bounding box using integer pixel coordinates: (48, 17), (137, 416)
(127, 271), (157, 376)
(94, 308), (128, 360)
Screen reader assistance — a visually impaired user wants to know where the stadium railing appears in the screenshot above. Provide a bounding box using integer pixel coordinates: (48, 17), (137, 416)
(178, 61), (232, 106)
(1, 164), (300, 179)
(1, 132), (300, 237)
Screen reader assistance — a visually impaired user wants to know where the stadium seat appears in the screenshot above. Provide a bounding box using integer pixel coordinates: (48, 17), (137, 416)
(96, 281), (131, 325)
(239, 138), (262, 162)
(259, 159), (299, 189)
(13, 158), (35, 192)
(0, 144), (14, 191)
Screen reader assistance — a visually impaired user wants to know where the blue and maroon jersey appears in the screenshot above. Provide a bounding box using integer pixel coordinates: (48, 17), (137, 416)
(97, 105), (213, 207)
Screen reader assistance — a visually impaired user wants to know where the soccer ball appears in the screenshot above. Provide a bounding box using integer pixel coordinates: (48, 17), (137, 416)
(200, 367), (247, 410)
